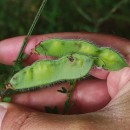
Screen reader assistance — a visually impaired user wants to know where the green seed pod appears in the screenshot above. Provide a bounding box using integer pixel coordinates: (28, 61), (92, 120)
(34, 38), (128, 71)
(9, 54), (94, 91)
(95, 47), (128, 70)
(34, 39), (99, 57)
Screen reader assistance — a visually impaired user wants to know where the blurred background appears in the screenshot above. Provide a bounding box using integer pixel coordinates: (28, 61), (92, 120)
(0, 0), (130, 40)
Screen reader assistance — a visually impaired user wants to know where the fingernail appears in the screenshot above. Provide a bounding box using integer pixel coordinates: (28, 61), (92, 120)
(0, 103), (8, 129)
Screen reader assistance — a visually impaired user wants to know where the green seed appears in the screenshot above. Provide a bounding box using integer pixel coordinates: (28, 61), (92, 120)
(35, 39), (99, 57)
(95, 47), (128, 70)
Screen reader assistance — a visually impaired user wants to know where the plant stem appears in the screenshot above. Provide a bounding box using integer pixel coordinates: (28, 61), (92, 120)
(14, 0), (48, 66)
(63, 80), (76, 113)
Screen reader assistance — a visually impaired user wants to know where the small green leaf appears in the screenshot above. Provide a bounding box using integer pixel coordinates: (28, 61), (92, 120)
(57, 87), (67, 93)
(52, 106), (59, 114)
(2, 96), (12, 102)
(45, 106), (59, 114)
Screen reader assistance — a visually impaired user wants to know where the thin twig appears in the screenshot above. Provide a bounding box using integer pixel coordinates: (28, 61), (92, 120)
(98, 0), (128, 24)
(76, 6), (93, 23)
(14, 0), (48, 66)
(76, 0), (128, 32)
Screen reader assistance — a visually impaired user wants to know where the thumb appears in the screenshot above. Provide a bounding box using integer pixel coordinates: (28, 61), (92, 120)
(0, 103), (82, 130)
(103, 67), (130, 123)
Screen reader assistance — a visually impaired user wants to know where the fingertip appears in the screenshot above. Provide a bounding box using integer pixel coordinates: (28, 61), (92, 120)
(107, 67), (130, 98)
(73, 79), (111, 113)
(89, 67), (109, 79)
(0, 35), (45, 65)
(0, 36), (25, 65)
(0, 35), (55, 65)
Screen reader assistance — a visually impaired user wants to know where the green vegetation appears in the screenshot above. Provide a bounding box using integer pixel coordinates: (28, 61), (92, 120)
(0, 0), (130, 40)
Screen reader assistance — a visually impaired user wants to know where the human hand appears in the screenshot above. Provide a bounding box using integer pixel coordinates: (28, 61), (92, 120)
(0, 32), (130, 130)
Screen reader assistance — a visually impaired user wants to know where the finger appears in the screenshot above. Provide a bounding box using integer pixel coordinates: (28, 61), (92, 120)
(102, 67), (130, 126)
(0, 102), (88, 130)
(89, 67), (109, 79)
(0, 102), (128, 130)
(0, 33), (130, 65)
(0, 35), (52, 65)
(11, 79), (111, 114)
(107, 67), (130, 98)
(0, 33), (129, 80)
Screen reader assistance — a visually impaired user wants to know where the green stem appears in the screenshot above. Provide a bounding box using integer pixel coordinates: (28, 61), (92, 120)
(63, 80), (76, 113)
(14, 0), (48, 66)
